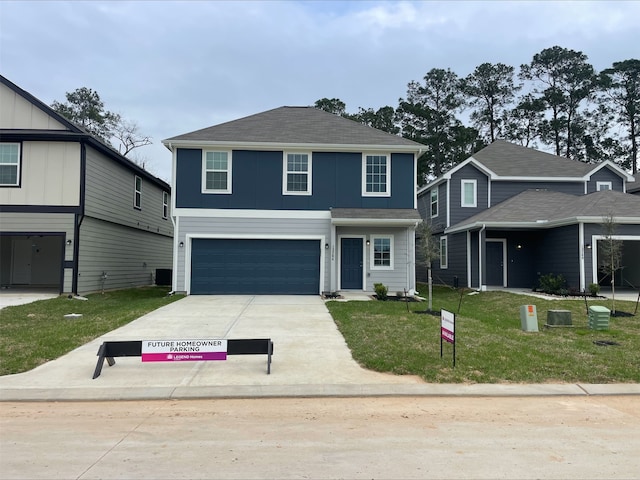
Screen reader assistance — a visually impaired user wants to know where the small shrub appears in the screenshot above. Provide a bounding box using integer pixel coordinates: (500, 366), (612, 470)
(589, 283), (601, 297)
(538, 273), (567, 295)
(374, 283), (388, 301)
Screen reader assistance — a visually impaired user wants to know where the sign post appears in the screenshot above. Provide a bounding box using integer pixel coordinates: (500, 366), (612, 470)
(440, 309), (456, 367)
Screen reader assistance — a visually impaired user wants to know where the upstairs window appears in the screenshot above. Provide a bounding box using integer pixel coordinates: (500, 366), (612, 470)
(363, 154), (390, 196)
(461, 179), (477, 207)
(430, 188), (438, 217)
(597, 181), (612, 191)
(162, 191), (169, 219)
(134, 175), (142, 209)
(203, 150), (232, 194)
(371, 235), (393, 270)
(0, 143), (20, 186)
(283, 153), (311, 195)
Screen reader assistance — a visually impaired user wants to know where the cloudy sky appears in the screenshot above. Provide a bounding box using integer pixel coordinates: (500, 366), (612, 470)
(1, 0), (638, 182)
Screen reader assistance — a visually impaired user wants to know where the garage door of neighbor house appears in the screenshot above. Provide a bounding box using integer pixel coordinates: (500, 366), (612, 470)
(190, 238), (321, 294)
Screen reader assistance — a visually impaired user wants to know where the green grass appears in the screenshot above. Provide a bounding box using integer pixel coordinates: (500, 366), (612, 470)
(326, 285), (640, 384)
(0, 287), (184, 376)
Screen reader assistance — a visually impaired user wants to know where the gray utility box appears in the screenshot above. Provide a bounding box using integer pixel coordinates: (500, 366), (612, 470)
(589, 306), (610, 330)
(520, 305), (539, 332)
(546, 310), (572, 327)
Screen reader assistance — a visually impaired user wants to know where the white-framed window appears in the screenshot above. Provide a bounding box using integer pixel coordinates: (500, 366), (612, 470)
(162, 191), (169, 219)
(597, 181), (612, 191)
(440, 236), (448, 269)
(430, 188), (438, 217)
(362, 154), (390, 196)
(0, 143), (20, 186)
(283, 152), (312, 195)
(202, 150), (232, 194)
(370, 235), (393, 270)
(461, 179), (477, 207)
(134, 175), (142, 209)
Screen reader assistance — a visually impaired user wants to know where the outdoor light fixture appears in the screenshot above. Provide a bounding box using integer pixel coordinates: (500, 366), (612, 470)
(325, 243), (329, 249)
(366, 240), (370, 246)
(516, 244), (522, 250)
(179, 241), (184, 248)
(66, 239), (72, 246)
(585, 243), (592, 249)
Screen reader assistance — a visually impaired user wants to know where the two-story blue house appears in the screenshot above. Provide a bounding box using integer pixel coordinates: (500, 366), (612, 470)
(418, 140), (640, 293)
(163, 107), (424, 295)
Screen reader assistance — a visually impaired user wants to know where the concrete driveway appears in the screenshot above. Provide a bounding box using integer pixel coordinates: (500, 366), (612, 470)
(0, 289), (59, 309)
(1, 294), (637, 401)
(0, 295), (426, 401)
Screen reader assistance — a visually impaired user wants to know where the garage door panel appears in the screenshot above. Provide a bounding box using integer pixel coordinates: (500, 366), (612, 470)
(191, 239), (320, 294)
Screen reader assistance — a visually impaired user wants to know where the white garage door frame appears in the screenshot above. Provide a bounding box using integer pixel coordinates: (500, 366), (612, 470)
(184, 233), (327, 295)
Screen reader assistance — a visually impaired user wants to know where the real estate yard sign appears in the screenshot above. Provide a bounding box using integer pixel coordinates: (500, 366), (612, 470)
(142, 339), (227, 362)
(440, 309), (456, 367)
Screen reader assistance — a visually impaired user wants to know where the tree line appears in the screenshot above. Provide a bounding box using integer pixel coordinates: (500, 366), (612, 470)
(315, 46), (639, 185)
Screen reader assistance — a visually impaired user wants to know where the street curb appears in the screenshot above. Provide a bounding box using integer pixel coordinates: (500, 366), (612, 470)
(1, 383), (638, 402)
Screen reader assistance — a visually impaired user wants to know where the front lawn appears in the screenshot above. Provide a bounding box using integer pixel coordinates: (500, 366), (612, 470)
(326, 285), (640, 383)
(0, 287), (184, 376)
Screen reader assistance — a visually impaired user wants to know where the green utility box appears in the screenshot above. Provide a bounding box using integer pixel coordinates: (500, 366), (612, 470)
(546, 310), (572, 327)
(520, 305), (539, 332)
(588, 306), (610, 330)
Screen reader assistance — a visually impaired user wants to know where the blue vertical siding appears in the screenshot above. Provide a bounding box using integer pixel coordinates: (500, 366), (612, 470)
(491, 181), (584, 205)
(175, 149), (415, 210)
(586, 167), (624, 193)
(449, 165), (489, 226)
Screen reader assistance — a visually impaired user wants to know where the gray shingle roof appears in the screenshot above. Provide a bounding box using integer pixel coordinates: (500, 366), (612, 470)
(331, 208), (422, 220)
(164, 106), (424, 149)
(471, 140), (595, 177)
(448, 189), (640, 232)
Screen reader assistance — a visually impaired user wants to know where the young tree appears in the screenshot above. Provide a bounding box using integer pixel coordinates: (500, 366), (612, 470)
(460, 62), (521, 142)
(51, 87), (152, 160)
(600, 59), (640, 174)
(599, 213), (624, 315)
(416, 222), (440, 312)
(520, 46), (597, 159)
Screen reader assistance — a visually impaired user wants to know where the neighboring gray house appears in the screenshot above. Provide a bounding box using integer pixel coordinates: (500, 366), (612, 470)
(0, 75), (173, 295)
(417, 140), (640, 292)
(163, 106), (424, 295)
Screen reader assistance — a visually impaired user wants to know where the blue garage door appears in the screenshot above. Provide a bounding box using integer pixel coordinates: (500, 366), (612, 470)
(191, 239), (321, 294)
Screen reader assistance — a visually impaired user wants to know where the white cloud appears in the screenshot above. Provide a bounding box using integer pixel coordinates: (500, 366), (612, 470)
(1, 0), (638, 181)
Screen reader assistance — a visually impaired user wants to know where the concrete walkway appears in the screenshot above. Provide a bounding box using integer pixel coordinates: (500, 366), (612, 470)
(1, 295), (638, 401)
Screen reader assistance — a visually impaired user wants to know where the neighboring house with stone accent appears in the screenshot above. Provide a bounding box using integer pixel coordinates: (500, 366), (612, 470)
(0, 75), (173, 294)
(163, 106), (424, 295)
(417, 140), (640, 292)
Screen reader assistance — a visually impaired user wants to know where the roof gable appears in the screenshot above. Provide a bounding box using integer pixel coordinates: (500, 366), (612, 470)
(1, 76), (80, 133)
(0, 75), (169, 190)
(163, 106), (424, 150)
(471, 140), (594, 178)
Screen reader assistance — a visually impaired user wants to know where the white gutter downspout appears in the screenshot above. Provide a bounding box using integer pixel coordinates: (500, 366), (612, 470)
(479, 224), (486, 291)
(168, 142), (180, 293)
(579, 222), (585, 292)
